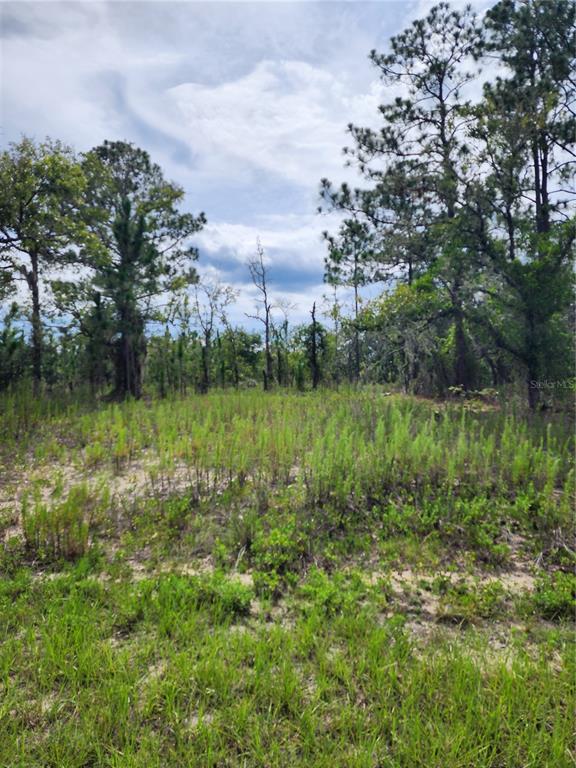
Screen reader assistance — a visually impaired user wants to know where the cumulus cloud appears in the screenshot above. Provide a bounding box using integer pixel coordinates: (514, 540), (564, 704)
(169, 59), (383, 188)
(197, 215), (329, 267)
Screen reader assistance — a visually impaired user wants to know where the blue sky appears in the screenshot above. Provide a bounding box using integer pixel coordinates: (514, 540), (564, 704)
(1, 0), (492, 326)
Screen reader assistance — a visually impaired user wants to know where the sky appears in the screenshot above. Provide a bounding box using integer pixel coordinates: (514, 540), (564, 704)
(0, 0), (494, 327)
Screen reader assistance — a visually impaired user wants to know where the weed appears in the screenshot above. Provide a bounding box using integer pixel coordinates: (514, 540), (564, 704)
(437, 579), (508, 623)
(0, 388), (573, 766)
(298, 567), (382, 617)
(21, 483), (96, 561)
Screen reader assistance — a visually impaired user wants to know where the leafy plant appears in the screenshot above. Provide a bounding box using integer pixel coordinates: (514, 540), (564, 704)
(530, 572), (576, 621)
(438, 579), (508, 622)
(251, 518), (307, 595)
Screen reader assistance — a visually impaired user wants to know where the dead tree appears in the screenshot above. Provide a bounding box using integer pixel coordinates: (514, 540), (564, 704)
(246, 239), (275, 390)
(192, 281), (236, 393)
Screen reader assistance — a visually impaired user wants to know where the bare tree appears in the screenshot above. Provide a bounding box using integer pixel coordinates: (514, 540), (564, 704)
(272, 297), (296, 387)
(192, 280), (237, 393)
(246, 239), (275, 390)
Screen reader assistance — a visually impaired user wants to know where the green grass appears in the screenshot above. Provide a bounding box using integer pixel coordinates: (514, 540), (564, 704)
(0, 387), (574, 766)
(0, 564), (573, 767)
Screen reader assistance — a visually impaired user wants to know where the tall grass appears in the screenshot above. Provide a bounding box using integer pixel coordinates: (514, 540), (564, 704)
(5, 388), (571, 493)
(2, 388), (573, 562)
(21, 484), (96, 560)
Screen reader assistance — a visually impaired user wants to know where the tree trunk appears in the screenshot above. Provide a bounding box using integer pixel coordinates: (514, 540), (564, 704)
(525, 310), (541, 410)
(276, 345), (282, 387)
(311, 302), (320, 390)
(264, 312), (273, 390)
(229, 335), (240, 388)
(453, 311), (472, 390)
(353, 281), (360, 383)
(215, 334), (225, 388)
(115, 305), (144, 399)
(532, 138), (543, 234)
(29, 253), (42, 393)
(527, 374), (540, 411)
(177, 335), (186, 395)
(200, 333), (210, 394)
(233, 358), (239, 388)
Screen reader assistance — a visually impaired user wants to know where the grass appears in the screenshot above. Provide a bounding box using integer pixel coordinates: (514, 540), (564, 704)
(0, 387), (574, 766)
(1, 564), (573, 767)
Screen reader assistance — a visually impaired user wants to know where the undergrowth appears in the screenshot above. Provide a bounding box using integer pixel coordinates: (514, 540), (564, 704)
(0, 388), (574, 766)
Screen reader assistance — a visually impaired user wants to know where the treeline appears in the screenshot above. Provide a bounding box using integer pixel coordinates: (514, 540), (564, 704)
(0, 216), (347, 396)
(0, 168), (350, 397)
(321, 0), (575, 409)
(0, 138), (207, 399)
(0, 0), (574, 407)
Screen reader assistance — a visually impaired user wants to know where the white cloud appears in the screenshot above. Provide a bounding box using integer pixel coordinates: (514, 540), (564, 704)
(196, 212), (336, 269)
(168, 59), (384, 188)
(216, 277), (332, 329)
(194, 213), (344, 326)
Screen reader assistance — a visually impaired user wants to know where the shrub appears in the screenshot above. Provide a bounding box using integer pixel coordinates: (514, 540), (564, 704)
(143, 572), (253, 627)
(298, 567), (373, 617)
(196, 573), (253, 619)
(251, 518), (307, 596)
(531, 572), (576, 621)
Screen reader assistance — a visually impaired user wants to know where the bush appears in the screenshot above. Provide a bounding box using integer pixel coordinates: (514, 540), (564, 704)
(198, 573), (253, 618)
(251, 518), (306, 596)
(298, 567), (373, 617)
(531, 572), (576, 621)
(143, 572), (253, 626)
(0, 536), (26, 576)
(438, 580), (507, 622)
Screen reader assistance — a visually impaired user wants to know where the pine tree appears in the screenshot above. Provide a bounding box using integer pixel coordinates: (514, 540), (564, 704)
(467, 0), (576, 407)
(321, 2), (484, 390)
(75, 140), (206, 399)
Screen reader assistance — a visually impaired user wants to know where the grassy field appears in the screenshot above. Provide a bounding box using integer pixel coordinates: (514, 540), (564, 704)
(0, 389), (574, 767)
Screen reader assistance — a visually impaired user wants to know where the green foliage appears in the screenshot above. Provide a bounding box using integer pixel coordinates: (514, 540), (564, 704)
(298, 567), (379, 617)
(0, 537), (26, 577)
(291, 317), (329, 389)
(145, 572), (253, 625)
(437, 579), (508, 623)
(0, 385), (573, 766)
(320, 0), (575, 406)
(58, 140), (206, 399)
(530, 572), (576, 621)
(0, 137), (94, 386)
(0, 557), (573, 767)
(0, 2), (575, 758)
(3, 389), (572, 552)
(0, 137), (89, 258)
(252, 518), (307, 596)
(0, 303), (28, 390)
